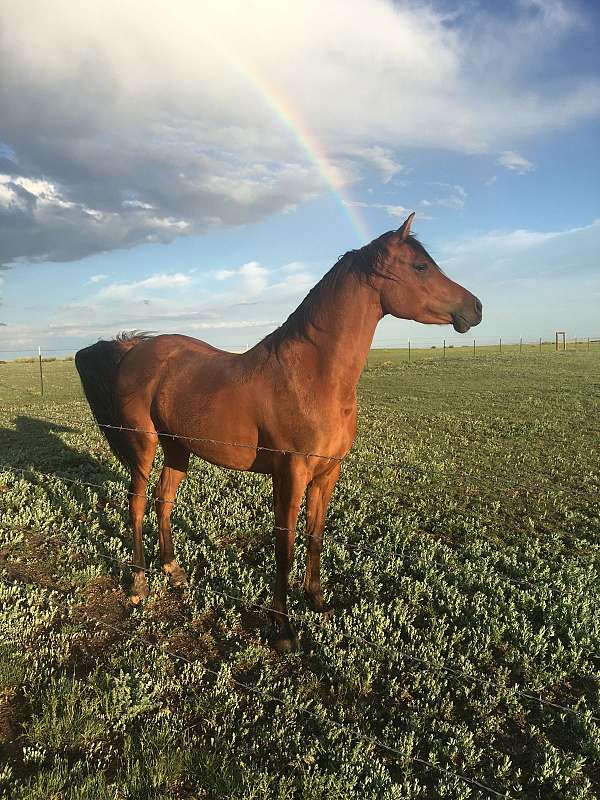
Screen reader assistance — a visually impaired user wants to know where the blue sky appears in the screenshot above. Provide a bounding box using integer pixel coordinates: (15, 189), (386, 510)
(0, 0), (598, 354)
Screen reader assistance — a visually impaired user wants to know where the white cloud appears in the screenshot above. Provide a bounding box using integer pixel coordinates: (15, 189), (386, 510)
(382, 205), (409, 219)
(97, 272), (193, 300)
(238, 261), (269, 295)
(441, 218), (600, 275)
(0, 173), (74, 211)
(344, 200), (409, 220)
(214, 262), (268, 290)
(89, 273), (109, 283)
(344, 146), (405, 183)
(497, 151), (535, 173)
(0, 0), (597, 266)
(421, 184), (467, 210)
(214, 269), (236, 280)
(122, 200), (154, 210)
(188, 319), (275, 331)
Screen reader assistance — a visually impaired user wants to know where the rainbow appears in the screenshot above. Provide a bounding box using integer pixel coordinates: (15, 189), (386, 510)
(217, 47), (372, 245)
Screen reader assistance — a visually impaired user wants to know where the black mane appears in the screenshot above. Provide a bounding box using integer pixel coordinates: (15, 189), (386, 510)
(260, 232), (428, 354)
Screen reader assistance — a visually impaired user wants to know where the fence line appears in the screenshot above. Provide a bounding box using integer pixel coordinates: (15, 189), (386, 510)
(1, 334), (600, 354)
(2, 511), (598, 724)
(2, 409), (598, 503)
(1, 410), (598, 479)
(2, 334), (599, 401)
(2, 404), (599, 584)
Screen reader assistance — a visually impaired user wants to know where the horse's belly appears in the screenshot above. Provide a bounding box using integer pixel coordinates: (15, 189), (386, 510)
(154, 377), (264, 471)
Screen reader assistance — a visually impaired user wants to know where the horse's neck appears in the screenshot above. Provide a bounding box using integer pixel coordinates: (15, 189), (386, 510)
(278, 269), (383, 397)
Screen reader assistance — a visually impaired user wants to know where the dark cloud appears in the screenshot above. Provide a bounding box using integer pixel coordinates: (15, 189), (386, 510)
(0, 0), (597, 269)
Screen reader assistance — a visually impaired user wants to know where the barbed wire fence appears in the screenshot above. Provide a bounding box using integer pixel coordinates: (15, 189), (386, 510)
(1, 348), (599, 797)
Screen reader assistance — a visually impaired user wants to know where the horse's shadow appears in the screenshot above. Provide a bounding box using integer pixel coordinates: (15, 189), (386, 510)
(0, 415), (121, 480)
(0, 415), (135, 565)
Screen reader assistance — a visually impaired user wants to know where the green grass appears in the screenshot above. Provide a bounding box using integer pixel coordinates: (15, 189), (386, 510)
(0, 346), (599, 799)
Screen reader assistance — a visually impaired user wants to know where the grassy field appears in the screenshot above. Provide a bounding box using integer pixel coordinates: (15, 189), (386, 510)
(0, 345), (599, 799)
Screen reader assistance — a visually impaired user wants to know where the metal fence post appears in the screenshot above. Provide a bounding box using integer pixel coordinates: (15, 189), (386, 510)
(473, 338), (476, 356)
(443, 338), (446, 360)
(499, 337), (502, 354)
(519, 336), (522, 354)
(408, 339), (411, 362)
(539, 337), (542, 354)
(38, 346), (44, 396)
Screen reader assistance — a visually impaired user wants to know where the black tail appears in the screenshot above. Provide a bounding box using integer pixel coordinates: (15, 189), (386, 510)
(75, 332), (151, 469)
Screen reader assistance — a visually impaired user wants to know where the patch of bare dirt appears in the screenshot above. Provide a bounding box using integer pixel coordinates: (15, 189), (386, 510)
(0, 688), (29, 775)
(145, 588), (187, 625)
(0, 530), (76, 592)
(0, 560), (73, 593)
(68, 576), (131, 666)
(0, 689), (21, 746)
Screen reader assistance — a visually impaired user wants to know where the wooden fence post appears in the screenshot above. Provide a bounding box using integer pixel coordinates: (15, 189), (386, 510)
(408, 339), (411, 362)
(38, 346), (44, 396)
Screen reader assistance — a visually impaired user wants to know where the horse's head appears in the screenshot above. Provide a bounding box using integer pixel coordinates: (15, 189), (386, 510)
(374, 213), (482, 333)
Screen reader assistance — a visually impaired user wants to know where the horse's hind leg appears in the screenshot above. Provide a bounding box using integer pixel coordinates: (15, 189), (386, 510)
(126, 430), (158, 604)
(154, 437), (190, 588)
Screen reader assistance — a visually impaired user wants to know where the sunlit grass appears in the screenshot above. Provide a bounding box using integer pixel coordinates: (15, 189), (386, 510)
(1, 347), (599, 799)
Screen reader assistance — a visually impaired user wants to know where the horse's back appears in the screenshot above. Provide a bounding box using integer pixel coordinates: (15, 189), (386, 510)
(112, 334), (240, 415)
(139, 333), (230, 358)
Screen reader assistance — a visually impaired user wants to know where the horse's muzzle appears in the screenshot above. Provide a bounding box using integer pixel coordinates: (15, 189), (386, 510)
(452, 296), (482, 333)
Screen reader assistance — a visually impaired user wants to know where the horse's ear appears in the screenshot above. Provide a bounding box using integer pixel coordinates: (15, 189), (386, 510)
(398, 212), (415, 241)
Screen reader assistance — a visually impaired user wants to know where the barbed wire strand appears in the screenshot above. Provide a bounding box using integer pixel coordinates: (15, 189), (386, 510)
(2, 410), (598, 499)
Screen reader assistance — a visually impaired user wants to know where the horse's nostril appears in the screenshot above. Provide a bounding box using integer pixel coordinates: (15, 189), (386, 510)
(475, 298), (482, 315)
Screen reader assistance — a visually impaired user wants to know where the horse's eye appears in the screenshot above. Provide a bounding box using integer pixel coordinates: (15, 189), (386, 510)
(413, 263), (428, 272)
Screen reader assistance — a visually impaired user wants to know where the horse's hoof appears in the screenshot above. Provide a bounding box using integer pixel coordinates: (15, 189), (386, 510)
(271, 635), (298, 654)
(129, 575), (149, 605)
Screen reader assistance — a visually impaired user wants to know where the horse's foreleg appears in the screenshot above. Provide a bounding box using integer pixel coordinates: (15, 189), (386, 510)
(271, 466), (308, 653)
(154, 442), (190, 589)
(304, 464), (340, 613)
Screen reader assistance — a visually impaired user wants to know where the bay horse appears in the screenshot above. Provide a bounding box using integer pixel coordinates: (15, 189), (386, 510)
(75, 213), (482, 652)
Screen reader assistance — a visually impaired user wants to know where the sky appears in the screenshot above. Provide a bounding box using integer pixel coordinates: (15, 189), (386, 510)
(0, 0), (599, 355)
